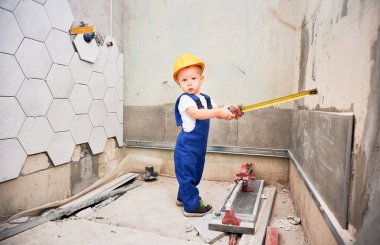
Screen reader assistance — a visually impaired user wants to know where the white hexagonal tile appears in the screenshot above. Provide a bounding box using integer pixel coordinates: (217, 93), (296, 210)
(0, 139), (27, 182)
(104, 113), (119, 137)
(89, 100), (107, 127)
(88, 127), (107, 154)
(104, 88), (119, 112)
(103, 36), (119, 63)
(104, 62), (119, 88)
(0, 0), (21, 11)
(14, 0), (52, 42)
(0, 9), (24, 54)
(92, 46), (107, 73)
(0, 97), (25, 139)
(116, 53), (123, 77)
(70, 114), (92, 144)
(15, 39), (53, 79)
(47, 131), (75, 166)
(18, 117), (54, 154)
(45, 0), (73, 32)
(69, 53), (92, 84)
(116, 124), (123, 147)
(46, 64), (75, 98)
(69, 84), (92, 114)
(74, 34), (99, 63)
(116, 101), (123, 124)
(46, 29), (74, 65)
(47, 99), (75, 132)
(17, 78), (53, 116)
(116, 77), (124, 100)
(0, 53), (25, 96)
(88, 72), (107, 99)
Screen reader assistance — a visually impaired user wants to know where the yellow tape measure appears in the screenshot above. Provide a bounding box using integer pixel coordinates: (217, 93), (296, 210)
(241, 88), (318, 113)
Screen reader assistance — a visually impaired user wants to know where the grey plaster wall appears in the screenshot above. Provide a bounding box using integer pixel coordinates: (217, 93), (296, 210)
(237, 109), (292, 149)
(123, 0), (297, 107)
(291, 0), (380, 232)
(356, 26), (380, 242)
(124, 106), (166, 142)
(124, 105), (292, 150)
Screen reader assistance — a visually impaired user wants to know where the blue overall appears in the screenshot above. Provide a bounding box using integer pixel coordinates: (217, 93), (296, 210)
(174, 93), (213, 212)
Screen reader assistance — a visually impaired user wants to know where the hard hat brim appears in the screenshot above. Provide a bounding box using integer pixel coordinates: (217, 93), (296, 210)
(173, 63), (205, 82)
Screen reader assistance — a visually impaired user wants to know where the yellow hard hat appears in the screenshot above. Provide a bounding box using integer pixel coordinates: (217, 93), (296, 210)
(173, 53), (205, 82)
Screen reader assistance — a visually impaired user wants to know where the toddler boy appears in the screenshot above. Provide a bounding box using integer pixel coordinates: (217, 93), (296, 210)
(173, 53), (236, 217)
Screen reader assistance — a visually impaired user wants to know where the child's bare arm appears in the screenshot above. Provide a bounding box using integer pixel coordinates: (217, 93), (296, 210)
(186, 105), (235, 120)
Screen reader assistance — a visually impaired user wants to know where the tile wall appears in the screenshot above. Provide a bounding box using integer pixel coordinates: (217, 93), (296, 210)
(0, 0), (124, 183)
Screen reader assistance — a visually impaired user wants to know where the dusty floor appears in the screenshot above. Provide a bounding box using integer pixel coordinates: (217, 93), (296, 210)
(268, 184), (308, 244)
(2, 176), (307, 244)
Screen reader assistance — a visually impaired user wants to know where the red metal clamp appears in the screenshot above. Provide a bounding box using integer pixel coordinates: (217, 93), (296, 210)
(222, 208), (240, 226)
(235, 163), (256, 192)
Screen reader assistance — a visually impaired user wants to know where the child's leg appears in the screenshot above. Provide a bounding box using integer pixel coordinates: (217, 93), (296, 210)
(174, 143), (200, 212)
(195, 153), (206, 186)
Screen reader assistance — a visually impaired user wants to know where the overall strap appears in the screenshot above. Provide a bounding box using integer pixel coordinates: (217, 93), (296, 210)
(186, 94), (203, 109)
(174, 93), (213, 126)
(200, 93), (213, 109)
(174, 93), (186, 126)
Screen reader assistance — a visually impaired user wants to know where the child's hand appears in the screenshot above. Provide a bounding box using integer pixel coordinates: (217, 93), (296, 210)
(217, 106), (235, 121)
(230, 105), (243, 119)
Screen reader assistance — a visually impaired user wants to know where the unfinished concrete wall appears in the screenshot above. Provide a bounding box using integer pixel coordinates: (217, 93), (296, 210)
(289, 162), (338, 245)
(124, 105), (292, 150)
(290, 110), (354, 227)
(123, 0), (297, 106)
(0, 138), (124, 220)
(291, 0), (380, 235)
(123, 148), (288, 185)
(123, 0), (380, 239)
(121, 1), (297, 196)
(0, 0), (125, 218)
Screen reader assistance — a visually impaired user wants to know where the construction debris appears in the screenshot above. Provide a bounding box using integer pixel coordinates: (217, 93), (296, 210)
(184, 224), (193, 233)
(287, 215), (301, 225)
(192, 214), (226, 244)
(143, 165), (158, 181)
(75, 207), (95, 218)
(265, 227), (279, 245)
(0, 174), (141, 241)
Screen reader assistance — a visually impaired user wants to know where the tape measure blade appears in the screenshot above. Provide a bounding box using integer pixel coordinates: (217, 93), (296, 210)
(241, 88), (318, 113)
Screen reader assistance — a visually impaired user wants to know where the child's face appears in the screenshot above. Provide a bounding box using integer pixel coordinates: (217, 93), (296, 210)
(176, 65), (203, 96)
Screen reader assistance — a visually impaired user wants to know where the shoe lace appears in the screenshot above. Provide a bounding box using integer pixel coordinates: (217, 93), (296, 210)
(199, 198), (208, 208)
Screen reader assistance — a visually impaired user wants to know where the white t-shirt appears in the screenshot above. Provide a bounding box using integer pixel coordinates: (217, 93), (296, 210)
(178, 94), (217, 132)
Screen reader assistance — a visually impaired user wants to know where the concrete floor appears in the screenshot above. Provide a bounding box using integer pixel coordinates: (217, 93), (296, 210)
(2, 176), (307, 244)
